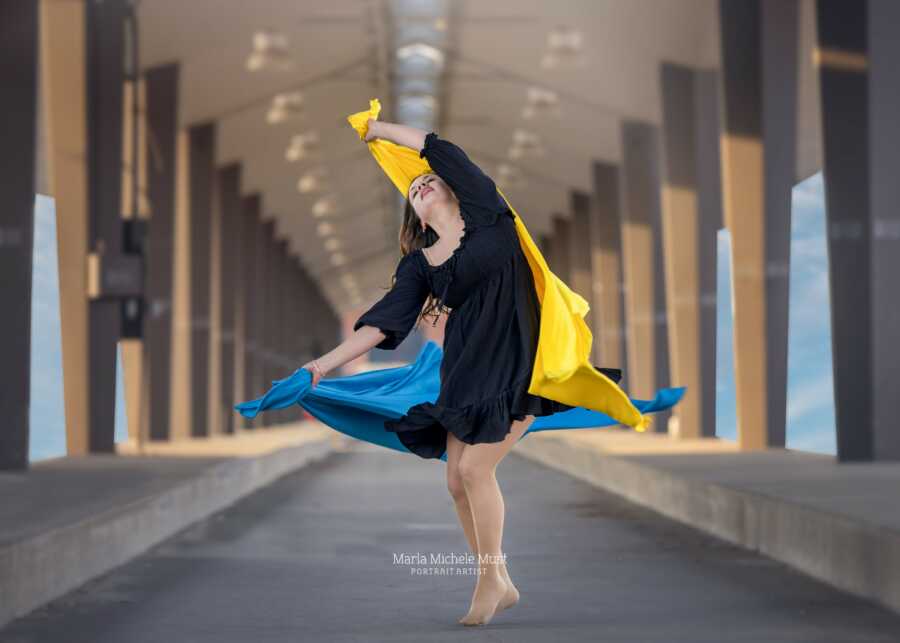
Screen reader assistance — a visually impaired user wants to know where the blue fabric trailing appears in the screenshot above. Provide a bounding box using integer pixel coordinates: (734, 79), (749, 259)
(234, 340), (686, 463)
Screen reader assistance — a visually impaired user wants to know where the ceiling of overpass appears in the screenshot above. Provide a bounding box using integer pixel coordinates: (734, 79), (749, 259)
(137, 0), (821, 317)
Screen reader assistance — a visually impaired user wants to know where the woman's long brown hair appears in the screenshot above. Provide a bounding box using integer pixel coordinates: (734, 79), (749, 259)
(395, 197), (446, 326)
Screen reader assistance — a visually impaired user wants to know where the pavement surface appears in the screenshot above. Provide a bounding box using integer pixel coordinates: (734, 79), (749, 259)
(3, 442), (900, 643)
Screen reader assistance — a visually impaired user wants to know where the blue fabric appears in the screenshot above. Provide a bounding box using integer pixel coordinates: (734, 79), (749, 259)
(234, 340), (686, 463)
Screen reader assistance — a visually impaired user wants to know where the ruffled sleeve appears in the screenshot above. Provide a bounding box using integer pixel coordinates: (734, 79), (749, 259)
(353, 253), (429, 350)
(419, 132), (510, 224)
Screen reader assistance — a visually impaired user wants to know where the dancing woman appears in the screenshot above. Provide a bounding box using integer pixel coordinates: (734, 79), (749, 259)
(298, 119), (625, 626)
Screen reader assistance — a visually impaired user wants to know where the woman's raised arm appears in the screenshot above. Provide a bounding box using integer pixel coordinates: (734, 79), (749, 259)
(365, 119), (427, 152)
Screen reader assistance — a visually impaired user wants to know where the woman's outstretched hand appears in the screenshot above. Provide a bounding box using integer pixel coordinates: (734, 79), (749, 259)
(364, 118), (379, 143)
(301, 359), (327, 388)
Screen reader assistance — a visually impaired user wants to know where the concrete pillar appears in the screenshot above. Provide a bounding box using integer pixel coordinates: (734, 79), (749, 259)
(288, 259), (300, 365)
(235, 193), (259, 430)
(719, 0), (798, 449)
(569, 191), (596, 362)
(696, 70), (725, 438)
(142, 63), (178, 442)
(0, 0), (38, 470)
(216, 163), (240, 435)
(41, 0), (128, 455)
(534, 232), (550, 259)
(119, 72), (145, 447)
(551, 214), (572, 284)
(589, 162), (626, 371)
(271, 238), (289, 424)
(169, 128), (191, 439)
(619, 121), (671, 421)
(304, 270), (328, 360)
(296, 262), (317, 368)
(186, 123), (215, 437)
(232, 186), (247, 431)
(285, 257), (301, 422)
(245, 206), (266, 428)
(118, 64), (151, 449)
(538, 232), (553, 274)
(260, 219), (276, 427)
(86, 0), (129, 451)
(294, 265), (310, 368)
(816, 0), (900, 461)
(294, 259), (312, 420)
(283, 244), (298, 420)
(207, 161), (223, 437)
(279, 240), (291, 369)
(659, 62), (722, 439)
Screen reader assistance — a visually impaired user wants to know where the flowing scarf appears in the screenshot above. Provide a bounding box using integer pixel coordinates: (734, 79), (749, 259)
(235, 341), (685, 462)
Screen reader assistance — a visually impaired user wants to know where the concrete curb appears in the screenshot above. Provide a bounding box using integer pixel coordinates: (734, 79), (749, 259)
(515, 431), (900, 616)
(0, 430), (336, 629)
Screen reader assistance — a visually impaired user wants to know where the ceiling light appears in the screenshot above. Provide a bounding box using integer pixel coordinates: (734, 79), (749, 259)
(395, 77), (437, 95)
(330, 252), (347, 266)
(522, 87), (561, 120)
(541, 26), (586, 70)
(324, 237), (342, 251)
(297, 167), (328, 193)
(316, 222), (335, 236)
(548, 25), (582, 49)
(246, 30), (292, 72)
(508, 129), (544, 160)
(496, 163), (524, 188)
(396, 42), (445, 68)
(285, 131), (320, 162)
(312, 195), (338, 218)
(266, 91), (304, 125)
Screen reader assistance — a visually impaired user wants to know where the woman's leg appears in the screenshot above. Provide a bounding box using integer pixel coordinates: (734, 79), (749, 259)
(445, 430), (477, 553)
(457, 414), (536, 626)
(447, 430), (520, 616)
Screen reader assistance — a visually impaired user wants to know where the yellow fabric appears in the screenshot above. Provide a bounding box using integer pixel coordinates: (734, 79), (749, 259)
(347, 98), (651, 432)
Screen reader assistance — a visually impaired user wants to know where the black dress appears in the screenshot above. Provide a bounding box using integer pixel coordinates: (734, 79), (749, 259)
(353, 132), (618, 460)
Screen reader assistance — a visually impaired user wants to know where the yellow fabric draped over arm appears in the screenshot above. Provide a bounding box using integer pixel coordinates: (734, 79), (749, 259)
(347, 98), (651, 432)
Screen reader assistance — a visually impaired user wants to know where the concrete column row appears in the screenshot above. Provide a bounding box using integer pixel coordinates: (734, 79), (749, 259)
(536, 1), (898, 461)
(539, 31), (747, 443)
(0, 0), (342, 469)
(147, 118), (339, 438)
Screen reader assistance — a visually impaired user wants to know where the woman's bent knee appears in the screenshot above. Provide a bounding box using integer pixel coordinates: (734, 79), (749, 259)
(458, 457), (494, 486)
(447, 470), (467, 501)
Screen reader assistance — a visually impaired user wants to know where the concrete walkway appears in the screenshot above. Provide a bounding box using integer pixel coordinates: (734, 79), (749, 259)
(3, 441), (899, 642)
(515, 428), (900, 615)
(0, 423), (337, 628)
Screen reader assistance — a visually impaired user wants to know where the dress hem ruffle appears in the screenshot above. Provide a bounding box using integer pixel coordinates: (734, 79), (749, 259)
(383, 372), (574, 458)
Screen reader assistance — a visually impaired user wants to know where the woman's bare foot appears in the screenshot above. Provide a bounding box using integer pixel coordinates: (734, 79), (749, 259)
(495, 560), (520, 612)
(458, 566), (508, 626)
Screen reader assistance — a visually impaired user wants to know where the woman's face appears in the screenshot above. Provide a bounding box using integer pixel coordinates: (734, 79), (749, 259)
(408, 173), (454, 223)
